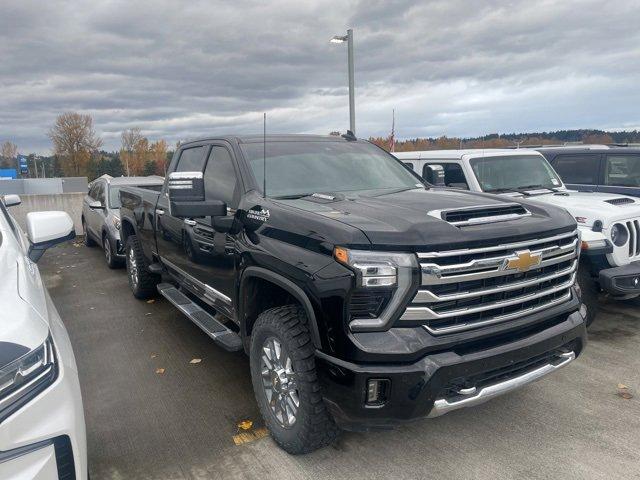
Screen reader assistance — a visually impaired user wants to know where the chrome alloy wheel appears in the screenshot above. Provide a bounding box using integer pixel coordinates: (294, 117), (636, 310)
(261, 337), (299, 428)
(128, 246), (138, 287)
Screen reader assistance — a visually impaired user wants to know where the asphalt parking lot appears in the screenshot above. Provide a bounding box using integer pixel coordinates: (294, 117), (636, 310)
(40, 242), (640, 480)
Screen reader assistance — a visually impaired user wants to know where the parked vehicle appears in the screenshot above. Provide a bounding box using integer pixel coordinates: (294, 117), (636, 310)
(395, 148), (640, 324)
(82, 175), (164, 268)
(119, 135), (586, 454)
(537, 144), (640, 197)
(0, 195), (87, 479)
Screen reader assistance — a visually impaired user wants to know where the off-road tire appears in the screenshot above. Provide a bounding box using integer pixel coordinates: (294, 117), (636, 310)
(125, 235), (159, 299)
(250, 305), (340, 454)
(103, 234), (121, 269)
(577, 265), (598, 327)
(83, 219), (96, 247)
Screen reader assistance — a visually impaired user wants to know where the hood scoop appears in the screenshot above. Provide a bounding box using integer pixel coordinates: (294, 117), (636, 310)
(605, 197), (636, 206)
(431, 203), (530, 227)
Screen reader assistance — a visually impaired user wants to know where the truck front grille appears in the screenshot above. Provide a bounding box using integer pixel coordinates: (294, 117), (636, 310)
(625, 219), (640, 259)
(400, 230), (579, 335)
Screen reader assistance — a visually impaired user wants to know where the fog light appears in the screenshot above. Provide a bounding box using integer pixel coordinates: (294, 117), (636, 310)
(366, 378), (390, 406)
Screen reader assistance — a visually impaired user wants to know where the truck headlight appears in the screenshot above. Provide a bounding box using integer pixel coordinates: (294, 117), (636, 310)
(610, 223), (628, 247)
(0, 336), (57, 421)
(334, 247), (418, 331)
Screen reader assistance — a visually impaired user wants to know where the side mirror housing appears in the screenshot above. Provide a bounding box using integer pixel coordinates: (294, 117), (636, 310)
(167, 171), (227, 218)
(88, 200), (104, 209)
(4, 194), (21, 207)
(26, 211), (76, 262)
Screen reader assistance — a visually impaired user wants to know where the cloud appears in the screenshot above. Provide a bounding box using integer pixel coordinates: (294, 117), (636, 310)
(1, 0), (639, 153)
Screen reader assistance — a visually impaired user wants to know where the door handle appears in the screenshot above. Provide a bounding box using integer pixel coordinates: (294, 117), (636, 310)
(184, 218), (196, 226)
(155, 209), (165, 216)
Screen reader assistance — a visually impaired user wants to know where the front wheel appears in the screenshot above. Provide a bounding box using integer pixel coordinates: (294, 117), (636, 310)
(125, 235), (159, 299)
(250, 305), (339, 454)
(577, 265), (598, 327)
(103, 235), (121, 269)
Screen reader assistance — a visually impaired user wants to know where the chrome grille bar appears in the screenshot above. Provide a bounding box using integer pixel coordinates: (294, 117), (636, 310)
(421, 292), (572, 335)
(421, 249), (577, 285)
(413, 260), (577, 303)
(401, 275), (575, 321)
(418, 230), (577, 259)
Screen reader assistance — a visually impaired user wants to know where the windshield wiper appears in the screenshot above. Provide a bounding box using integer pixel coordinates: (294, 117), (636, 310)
(516, 184), (558, 192)
(271, 193), (316, 200)
(484, 187), (531, 196)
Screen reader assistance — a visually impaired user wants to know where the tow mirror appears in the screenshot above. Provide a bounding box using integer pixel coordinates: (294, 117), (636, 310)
(3, 194), (21, 207)
(167, 171), (227, 218)
(88, 200), (104, 209)
(26, 211), (76, 262)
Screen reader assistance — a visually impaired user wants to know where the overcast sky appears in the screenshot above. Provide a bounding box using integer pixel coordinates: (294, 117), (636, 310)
(1, 0), (639, 153)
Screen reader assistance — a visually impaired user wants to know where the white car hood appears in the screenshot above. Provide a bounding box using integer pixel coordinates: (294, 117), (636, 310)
(509, 190), (640, 227)
(0, 234), (49, 361)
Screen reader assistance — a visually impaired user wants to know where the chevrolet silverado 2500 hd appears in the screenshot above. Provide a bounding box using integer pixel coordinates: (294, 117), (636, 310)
(119, 135), (587, 454)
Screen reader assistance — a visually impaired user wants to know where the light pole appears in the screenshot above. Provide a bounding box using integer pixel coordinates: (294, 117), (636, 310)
(330, 28), (355, 136)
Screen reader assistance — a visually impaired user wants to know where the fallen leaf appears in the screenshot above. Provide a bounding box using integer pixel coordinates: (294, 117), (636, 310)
(155, 368), (165, 374)
(150, 353), (157, 359)
(618, 383), (628, 390)
(232, 427), (268, 445)
(617, 391), (633, 400)
(189, 358), (202, 364)
(146, 299), (155, 304)
(145, 312), (152, 316)
(237, 420), (253, 431)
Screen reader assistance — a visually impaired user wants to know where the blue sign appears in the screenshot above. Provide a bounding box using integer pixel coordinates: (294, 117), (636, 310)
(0, 168), (17, 179)
(18, 155), (28, 174)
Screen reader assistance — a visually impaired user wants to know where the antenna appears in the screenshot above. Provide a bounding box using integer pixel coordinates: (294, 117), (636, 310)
(263, 112), (267, 198)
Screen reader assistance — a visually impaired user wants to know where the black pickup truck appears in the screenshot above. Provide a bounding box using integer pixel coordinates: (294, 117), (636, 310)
(119, 134), (587, 454)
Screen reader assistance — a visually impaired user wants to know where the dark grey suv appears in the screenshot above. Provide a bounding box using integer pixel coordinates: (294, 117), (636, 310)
(82, 175), (164, 267)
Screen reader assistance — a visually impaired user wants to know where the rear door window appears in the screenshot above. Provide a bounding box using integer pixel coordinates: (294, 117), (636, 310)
(604, 155), (640, 187)
(552, 154), (600, 184)
(176, 146), (207, 172)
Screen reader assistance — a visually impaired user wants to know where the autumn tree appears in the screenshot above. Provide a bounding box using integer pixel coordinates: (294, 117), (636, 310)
(120, 128), (144, 176)
(48, 112), (102, 176)
(0, 141), (18, 168)
(149, 139), (168, 175)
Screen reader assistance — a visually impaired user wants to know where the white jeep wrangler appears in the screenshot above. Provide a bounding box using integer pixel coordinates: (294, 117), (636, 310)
(395, 148), (640, 324)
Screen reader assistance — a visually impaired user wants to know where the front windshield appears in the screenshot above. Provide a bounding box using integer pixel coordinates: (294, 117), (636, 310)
(470, 155), (563, 192)
(241, 140), (424, 198)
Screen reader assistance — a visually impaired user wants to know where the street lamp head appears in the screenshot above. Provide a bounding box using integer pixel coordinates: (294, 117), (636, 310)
(330, 35), (348, 44)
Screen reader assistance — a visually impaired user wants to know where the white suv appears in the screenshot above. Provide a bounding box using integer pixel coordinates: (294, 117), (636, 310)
(0, 195), (87, 479)
(395, 149), (640, 324)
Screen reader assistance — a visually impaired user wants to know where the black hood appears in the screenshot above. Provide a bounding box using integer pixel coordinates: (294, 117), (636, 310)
(277, 188), (576, 250)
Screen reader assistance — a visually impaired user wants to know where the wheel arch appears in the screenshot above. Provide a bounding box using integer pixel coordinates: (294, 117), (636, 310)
(239, 266), (322, 350)
(120, 217), (136, 244)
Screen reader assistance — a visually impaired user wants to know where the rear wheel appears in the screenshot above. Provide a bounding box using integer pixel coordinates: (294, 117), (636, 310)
(250, 305), (339, 454)
(577, 265), (598, 327)
(125, 235), (159, 299)
(83, 219), (96, 247)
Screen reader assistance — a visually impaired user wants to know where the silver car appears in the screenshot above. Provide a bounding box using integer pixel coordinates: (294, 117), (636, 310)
(81, 175), (164, 267)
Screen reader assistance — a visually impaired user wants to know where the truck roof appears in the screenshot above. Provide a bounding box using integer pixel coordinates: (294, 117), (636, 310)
(393, 149), (541, 160)
(180, 134), (359, 147)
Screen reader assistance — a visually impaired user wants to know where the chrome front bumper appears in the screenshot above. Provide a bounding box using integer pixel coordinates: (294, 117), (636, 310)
(427, 351), (576, 418)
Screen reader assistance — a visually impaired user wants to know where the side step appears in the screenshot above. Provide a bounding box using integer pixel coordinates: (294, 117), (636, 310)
(157, 283), (242, 352)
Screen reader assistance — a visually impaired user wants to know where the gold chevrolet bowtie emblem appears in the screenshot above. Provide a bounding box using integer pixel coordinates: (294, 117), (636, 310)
(504, 250), (542, 272)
